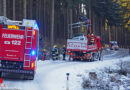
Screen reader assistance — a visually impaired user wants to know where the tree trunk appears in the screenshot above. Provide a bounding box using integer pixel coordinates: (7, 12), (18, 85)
(0, 0), (2, 16)
(13, 0), (15, 20)
(67, 8), (70, 39)
(108, 26), (111, 42)
(23, 0), (26, 18)
(50, 0), (55, 48)
(3, 0), (6, 16)
(43, 0), (46, 40)
(88, 0), (91, 20)
(70, 8), (72, 38)
(29, 0), (32, 18)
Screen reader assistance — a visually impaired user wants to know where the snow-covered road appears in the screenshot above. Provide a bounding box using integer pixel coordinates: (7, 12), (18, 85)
(1, 48), (130, 90)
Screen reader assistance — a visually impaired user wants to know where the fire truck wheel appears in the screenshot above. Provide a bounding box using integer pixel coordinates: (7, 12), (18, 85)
(24, 74), (34, 80)
(97, 52), (100, 61)
(67, 55), (73, 61)
(91, 54), (95, 62)
(69, 57), (73, 61)
(98, 51), (103, 61)
(91, 57), (94, 62)
(29, 74), (34, 80)
(99, 53), (101, 61)
(88, 59), (91, 62)
(99, 55), (103, 61)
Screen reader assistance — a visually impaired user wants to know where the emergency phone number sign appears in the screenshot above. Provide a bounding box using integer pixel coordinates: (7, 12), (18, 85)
(67, 42), (87, 50)
(2, 33), (24, 46)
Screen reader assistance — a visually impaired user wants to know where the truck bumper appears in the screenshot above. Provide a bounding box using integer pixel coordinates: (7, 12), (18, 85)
(71, 56), (90, 59)
(0, 68), (34, 74)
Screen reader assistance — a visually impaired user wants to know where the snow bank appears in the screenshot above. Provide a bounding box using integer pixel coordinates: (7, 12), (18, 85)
(44, 56), (130, 90)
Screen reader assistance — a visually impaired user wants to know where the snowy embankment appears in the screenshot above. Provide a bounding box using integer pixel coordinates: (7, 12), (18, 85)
(42, 56), (130, 90)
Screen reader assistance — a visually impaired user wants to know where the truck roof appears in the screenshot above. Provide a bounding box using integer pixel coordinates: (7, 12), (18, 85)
(0, 16), (39, 30)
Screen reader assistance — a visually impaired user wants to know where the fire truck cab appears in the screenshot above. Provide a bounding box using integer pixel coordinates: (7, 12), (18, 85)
(0, 16), (39, 80)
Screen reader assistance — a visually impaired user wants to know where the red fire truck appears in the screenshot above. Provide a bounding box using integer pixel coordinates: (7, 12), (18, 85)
(0, 16), (39, 80)
(66, 20), (103, 61)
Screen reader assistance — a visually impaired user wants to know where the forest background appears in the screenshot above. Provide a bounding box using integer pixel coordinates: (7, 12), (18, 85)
(0, 0), (129, 50)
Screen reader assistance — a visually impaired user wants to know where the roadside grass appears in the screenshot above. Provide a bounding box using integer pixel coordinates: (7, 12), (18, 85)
(82, 60), (130, 90)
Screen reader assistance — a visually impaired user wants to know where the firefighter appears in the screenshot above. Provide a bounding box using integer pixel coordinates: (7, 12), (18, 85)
(43, 49), (47, 61)
(52, 45), (59, 60)
(55, 45), (59, 60)
(87, 25), (92, 35)
(98, 46), (103, 61)
(90, 33), (95, 44)
(62, 45), (66, 60)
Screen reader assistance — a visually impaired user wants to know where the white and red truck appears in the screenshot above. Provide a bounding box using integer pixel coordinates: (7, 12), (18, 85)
(0, 16), (39, 80)
(66, 21), (103, 61)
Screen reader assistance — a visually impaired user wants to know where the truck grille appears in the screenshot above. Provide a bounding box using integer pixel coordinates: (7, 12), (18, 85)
(0, 60), (23, 70)
(74, 51), (85, 56)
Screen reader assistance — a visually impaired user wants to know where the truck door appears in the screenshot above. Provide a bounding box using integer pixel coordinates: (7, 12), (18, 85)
(0, 25), (25, 61)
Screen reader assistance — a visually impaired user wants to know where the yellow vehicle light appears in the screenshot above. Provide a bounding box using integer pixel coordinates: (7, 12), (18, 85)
(31, 62), (35, 68)
(28, 27), (32, 29)
(8, 25), (19, 29)
(33, 30), (36, 36)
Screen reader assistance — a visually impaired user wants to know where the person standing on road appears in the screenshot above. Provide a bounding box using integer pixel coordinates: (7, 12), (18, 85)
(55, 45), (59, 60)
(62, 45), (66, 60)
(52, 45), (56, 60)
(43, 49), (47, 61)
(52, 45), (59, 60)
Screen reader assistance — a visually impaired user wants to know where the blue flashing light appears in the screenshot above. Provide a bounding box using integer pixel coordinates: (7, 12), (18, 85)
(34, 23), (39, 29)
(31, 50), (35, 55)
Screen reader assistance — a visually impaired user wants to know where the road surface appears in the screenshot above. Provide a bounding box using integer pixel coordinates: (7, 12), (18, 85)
(1, 48), (129, 90)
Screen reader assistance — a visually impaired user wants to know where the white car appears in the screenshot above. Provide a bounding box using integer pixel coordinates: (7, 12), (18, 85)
(110, 41), (119, 50)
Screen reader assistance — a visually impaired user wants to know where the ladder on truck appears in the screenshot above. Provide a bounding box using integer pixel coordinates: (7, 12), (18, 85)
(0, 16), (22, 25)
(24, 27), (33, 67)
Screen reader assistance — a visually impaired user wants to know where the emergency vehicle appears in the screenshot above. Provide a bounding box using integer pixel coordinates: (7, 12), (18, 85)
(0, 16), (39, 80)
(66, 18), (103, 61)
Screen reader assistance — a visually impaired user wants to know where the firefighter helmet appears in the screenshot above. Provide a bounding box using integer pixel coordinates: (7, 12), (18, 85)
(91, 33), (94, 36)
(63, 45), (66, 47)
(53, 45), (57, 48)
(43, 49), (47, 51)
